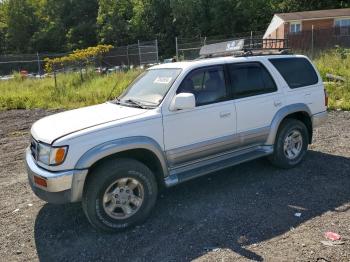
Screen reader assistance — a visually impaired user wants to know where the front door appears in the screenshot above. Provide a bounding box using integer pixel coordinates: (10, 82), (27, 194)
(162, 65), (237, 167)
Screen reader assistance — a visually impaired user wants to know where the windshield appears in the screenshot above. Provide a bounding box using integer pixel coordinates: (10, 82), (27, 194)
(118, 68), (182, 107)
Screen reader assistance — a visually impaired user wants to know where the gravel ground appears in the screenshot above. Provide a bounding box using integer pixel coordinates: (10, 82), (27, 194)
(0, 109), (349, 262)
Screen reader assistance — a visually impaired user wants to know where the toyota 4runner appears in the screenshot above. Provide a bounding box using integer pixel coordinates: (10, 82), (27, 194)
(26, 54), (327, 231)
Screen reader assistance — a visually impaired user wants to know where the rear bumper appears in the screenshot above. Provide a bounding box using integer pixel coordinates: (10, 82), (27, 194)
(25, 148), (88, 204)
(312, 111), (327, 128)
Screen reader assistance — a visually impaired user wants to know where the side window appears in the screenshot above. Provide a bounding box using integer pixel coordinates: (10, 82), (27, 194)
(228, 62), (277, 98)
(269, 57), (319, 89)
(177, 67), (227, 106)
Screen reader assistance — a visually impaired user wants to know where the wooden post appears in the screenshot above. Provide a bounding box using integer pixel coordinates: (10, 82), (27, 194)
(155, 39), (159, 63)
(250, 31), (253, 48)
(175, 37), (179, 61)
(36, 52), (41, 78)
(311, 25), (314, 58)
(80, 63), (83, 82)
(127, 45), (130, 67)
(138, 40), (142, 66)
(53, 65), (57, 88)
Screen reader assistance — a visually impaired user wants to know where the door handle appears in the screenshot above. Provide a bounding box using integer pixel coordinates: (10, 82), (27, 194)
(220, 112), (231, 118)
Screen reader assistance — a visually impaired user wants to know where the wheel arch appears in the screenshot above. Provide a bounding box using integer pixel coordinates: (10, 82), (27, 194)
(267, 103), (313, 145)
(71, 137), (168, 202)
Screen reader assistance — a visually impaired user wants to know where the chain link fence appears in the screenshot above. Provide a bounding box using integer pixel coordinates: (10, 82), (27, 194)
(102, 40), (159, 68)
(0, 40), (159, 76)
(2, 29), (350, 77)
(0, 52), (68, 76)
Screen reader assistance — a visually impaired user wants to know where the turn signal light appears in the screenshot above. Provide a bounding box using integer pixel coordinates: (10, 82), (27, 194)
(55, 148), (66, 164)
(34, 176), (47, 187)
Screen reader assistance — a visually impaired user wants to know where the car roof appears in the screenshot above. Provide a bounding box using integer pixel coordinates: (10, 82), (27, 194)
(150, 54), (305, 71)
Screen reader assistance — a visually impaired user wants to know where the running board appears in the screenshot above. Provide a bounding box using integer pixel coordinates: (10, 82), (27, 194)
(164, 146), (273, 187)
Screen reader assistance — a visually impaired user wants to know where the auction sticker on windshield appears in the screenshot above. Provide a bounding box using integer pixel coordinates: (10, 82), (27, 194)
(154, 77), (173, 84)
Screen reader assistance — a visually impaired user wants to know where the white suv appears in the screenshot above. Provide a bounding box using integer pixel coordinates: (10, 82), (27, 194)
(26, 54), (327, 231)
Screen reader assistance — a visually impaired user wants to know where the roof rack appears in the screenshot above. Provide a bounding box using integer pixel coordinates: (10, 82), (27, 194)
(199, 38), (291, 59)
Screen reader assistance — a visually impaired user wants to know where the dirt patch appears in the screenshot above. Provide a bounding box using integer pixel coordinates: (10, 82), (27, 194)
(0, 109), (349, 261)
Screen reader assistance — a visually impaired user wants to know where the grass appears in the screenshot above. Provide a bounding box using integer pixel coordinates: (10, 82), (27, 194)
(314, 48), (350, 110)
(0, 50), (350, 111)
(0, 69), (142, 110)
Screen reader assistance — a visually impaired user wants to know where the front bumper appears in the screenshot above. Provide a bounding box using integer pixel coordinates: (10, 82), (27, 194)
(25, 148), (88, 204)
(312, 111), (327, 128)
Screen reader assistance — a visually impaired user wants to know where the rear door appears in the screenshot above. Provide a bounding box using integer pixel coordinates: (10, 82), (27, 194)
(227, 61), (282, 144)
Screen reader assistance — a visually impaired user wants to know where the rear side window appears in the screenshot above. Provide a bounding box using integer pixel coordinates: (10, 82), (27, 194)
(228, 62), (277, 98)
(269, 57), (319, 89)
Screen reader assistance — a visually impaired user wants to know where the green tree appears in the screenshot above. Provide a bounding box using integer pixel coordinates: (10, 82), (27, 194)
(31, 0), (98, 52)
(30, 0), (67, 52)
(141, 0), (177, 56)
(0, 1), (8, 54)
(97, 0), (133, 45)
(65, 0), (99, 50)
(129, 0), (153, 41)
(0, 0), (349, 55)
(271, 0), (349, 13)
(5, 0), (39, 53)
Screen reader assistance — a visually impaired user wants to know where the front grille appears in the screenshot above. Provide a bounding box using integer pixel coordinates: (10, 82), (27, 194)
(30, 137), (38, 161)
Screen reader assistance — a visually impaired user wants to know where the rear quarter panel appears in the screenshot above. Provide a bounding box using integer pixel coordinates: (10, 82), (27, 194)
(268, 55), (327, 115)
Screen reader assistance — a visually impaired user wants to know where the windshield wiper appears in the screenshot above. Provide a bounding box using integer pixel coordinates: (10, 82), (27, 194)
(122, 98), (154, 109)
(112, 97), (121, 104)
(112, 97), (142, 108)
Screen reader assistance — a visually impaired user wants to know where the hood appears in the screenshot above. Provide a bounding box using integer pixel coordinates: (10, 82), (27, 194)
(31, 103), (147, 144)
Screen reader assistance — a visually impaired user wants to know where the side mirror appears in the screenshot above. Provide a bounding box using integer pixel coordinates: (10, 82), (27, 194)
(170, 93), (196, 111)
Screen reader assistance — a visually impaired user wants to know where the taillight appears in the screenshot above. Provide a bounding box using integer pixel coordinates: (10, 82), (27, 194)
(324, 89), (329, 107)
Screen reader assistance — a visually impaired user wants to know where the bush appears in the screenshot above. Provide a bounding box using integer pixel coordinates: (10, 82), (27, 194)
(314, 49), (350, 110)
(44, 45), (113, 73)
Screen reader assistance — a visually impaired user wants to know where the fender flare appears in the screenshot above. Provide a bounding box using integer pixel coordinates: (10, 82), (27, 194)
(266, 103), (312, 145)
(75, 136), (168, 176)
(70, 136), (168, 202)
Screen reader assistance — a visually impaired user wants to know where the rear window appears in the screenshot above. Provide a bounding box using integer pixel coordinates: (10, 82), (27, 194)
(269, 57), (319, 89)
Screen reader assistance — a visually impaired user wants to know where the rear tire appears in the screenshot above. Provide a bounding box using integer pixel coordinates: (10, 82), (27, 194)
(269, 119), (309, 169)
(82, 158), (158, 232)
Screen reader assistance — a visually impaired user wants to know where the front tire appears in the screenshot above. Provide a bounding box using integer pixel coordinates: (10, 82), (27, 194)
(82, 158), (158, 232)
(269, 119), (309, 169)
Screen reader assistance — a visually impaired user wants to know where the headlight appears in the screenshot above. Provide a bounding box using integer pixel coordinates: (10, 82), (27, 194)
(37, 143), (68, 166)
(37, 143), (51, 164)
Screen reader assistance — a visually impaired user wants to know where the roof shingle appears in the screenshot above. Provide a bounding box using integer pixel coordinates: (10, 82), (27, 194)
(276, 8), (350, 21)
